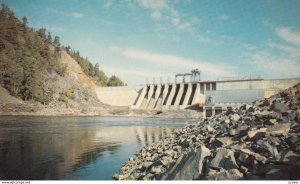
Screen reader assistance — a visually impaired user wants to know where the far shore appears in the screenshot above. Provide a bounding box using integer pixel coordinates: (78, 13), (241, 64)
(0, 108), (203, 119)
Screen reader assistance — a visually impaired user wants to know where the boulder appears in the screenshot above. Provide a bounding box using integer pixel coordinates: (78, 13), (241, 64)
(224, 119), (230, 124)
(207, 125), (215, 133)
(143, 161), (153, 168)
(206, 169), (244, 180)
(248, 128), (267, 139)
(229, 129), (240, 136)
(231, 114), (240, 122)
(266, 123), (291, 136)
(271, 102), (289, 113)
(160, 156), (173, 167)
(278, 150), (300, 164)
(259, 99), (270, 107)
(213, 137), (233, 147)
(285, 135), (300, 151)
(240, 149), (267, 162)
(150, 165), (164, 174)
(143, 173), (154, 180)
(210, 148), (238, 170)
(256, 139), (278, 158)
(159, 145), (211, 180)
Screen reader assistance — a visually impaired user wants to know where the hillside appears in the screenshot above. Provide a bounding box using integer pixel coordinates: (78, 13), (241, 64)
(0, 49), (111, 116)
(0, 4), (119, 115)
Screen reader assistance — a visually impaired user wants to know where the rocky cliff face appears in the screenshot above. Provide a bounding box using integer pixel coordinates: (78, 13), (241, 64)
(0, 51), (110, 116)
(113, 83), (300, 180)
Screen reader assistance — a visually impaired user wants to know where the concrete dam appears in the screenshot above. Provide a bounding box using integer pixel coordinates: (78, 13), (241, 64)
(95, 78), (300, 111)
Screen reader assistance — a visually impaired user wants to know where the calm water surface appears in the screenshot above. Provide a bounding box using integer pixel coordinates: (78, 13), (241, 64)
(0, 116), (195, 180)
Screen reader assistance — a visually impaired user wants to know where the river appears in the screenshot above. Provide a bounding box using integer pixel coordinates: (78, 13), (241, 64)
(0, 116), (195, 180)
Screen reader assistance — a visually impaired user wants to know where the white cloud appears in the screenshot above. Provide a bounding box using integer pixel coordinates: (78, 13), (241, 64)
(245, 27), (300, 78)
(121, 48), (235, 79)
(33, 23), (66, 33)
(46, 8), (84, 19)
(48, 25), (66, 33)
(246, 51), (300, 77)
(268, 42), (300, 58)
(136, 0), (194, 30)
(135, 0), (217, 45)
(108, 46), (122, 52)
(276, 27), (300, 46)
(151, 11), (162, 20)
(171, 17), (180, 26)
(137, 0), (167, 9)
(71, 12), (84, 18)
(102, 0), (113, 8)
(218, 15), (230, 21)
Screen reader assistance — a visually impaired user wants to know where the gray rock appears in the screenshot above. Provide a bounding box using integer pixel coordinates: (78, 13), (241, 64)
(143, 173), (154, 180)
(286, 135), (300, 151)
(231, 114), (240, 122)
(206, 169), (244, 180)
(210, 148), (238, 170)
(143, 161), (153, 168)
(246, 173), (264, 180)
(266, 123), (291, 136)
(248, 128), (267, 139)
(229, 129), (240, 136)
(259, 99), (270, 107)
(207, 125), (215, 133)
(266, 168), (290, 180)
(150, 165), (164, 174)
(159, 145), (211, 180)
(207, 168), (218, 176)
(213, 137), (233, 147)
(278, 150), (300, 164)
(239, 165), (248, 173)
(257, 139), (278, 157)
(160, 156), (173, 167)
(240, 149), (267, 162)
(271, 102), (289, 113)
(224, 119), (230, 124)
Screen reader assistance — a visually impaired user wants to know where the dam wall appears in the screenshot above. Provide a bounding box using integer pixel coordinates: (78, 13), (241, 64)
(95, 78), (300, 109)
(95, 86), (142, 107)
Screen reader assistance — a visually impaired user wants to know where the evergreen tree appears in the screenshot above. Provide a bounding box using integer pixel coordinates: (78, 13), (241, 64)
(47, 32), (52, 44)
(38, 28), (46, 39)
(22, 16), (27, 27)
(107, 75), (124, 86)
(53, 36), (60, 47)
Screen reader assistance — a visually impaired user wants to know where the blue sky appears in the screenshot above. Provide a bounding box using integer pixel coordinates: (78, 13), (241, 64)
(2, 0), (300, 85)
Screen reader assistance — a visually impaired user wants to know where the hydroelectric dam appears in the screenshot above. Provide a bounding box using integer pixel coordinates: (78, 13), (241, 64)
(95, 77), (300, 114)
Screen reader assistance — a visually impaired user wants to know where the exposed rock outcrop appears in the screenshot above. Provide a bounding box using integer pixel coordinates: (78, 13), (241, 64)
(113, 83), (300, 180)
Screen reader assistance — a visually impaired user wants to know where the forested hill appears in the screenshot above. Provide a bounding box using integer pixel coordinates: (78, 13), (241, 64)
(0, 4), (123, 110)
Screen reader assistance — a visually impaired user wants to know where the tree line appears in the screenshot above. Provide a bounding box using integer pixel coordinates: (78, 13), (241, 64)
(63, 46), (124, 87)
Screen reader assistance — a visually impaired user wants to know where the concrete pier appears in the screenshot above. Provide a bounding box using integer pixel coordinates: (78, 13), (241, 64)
(174, 83), (184, 106)
(166, 84), (177, 106)
(182, 83), (192, 106)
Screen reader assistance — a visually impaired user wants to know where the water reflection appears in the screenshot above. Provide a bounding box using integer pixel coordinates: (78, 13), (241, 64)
(0, 116), (192, 180)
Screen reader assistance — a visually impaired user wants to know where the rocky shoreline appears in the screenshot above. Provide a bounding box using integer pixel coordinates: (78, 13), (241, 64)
(113, 83), (300, 180)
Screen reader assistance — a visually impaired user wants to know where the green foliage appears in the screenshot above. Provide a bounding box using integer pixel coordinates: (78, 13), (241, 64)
(107, 75), (124, 86)
(58, 88), (75, 107)
(0, 4), (65, 103)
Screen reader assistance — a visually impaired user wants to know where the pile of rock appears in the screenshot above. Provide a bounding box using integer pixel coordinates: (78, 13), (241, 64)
(113, 83), (300, 180)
